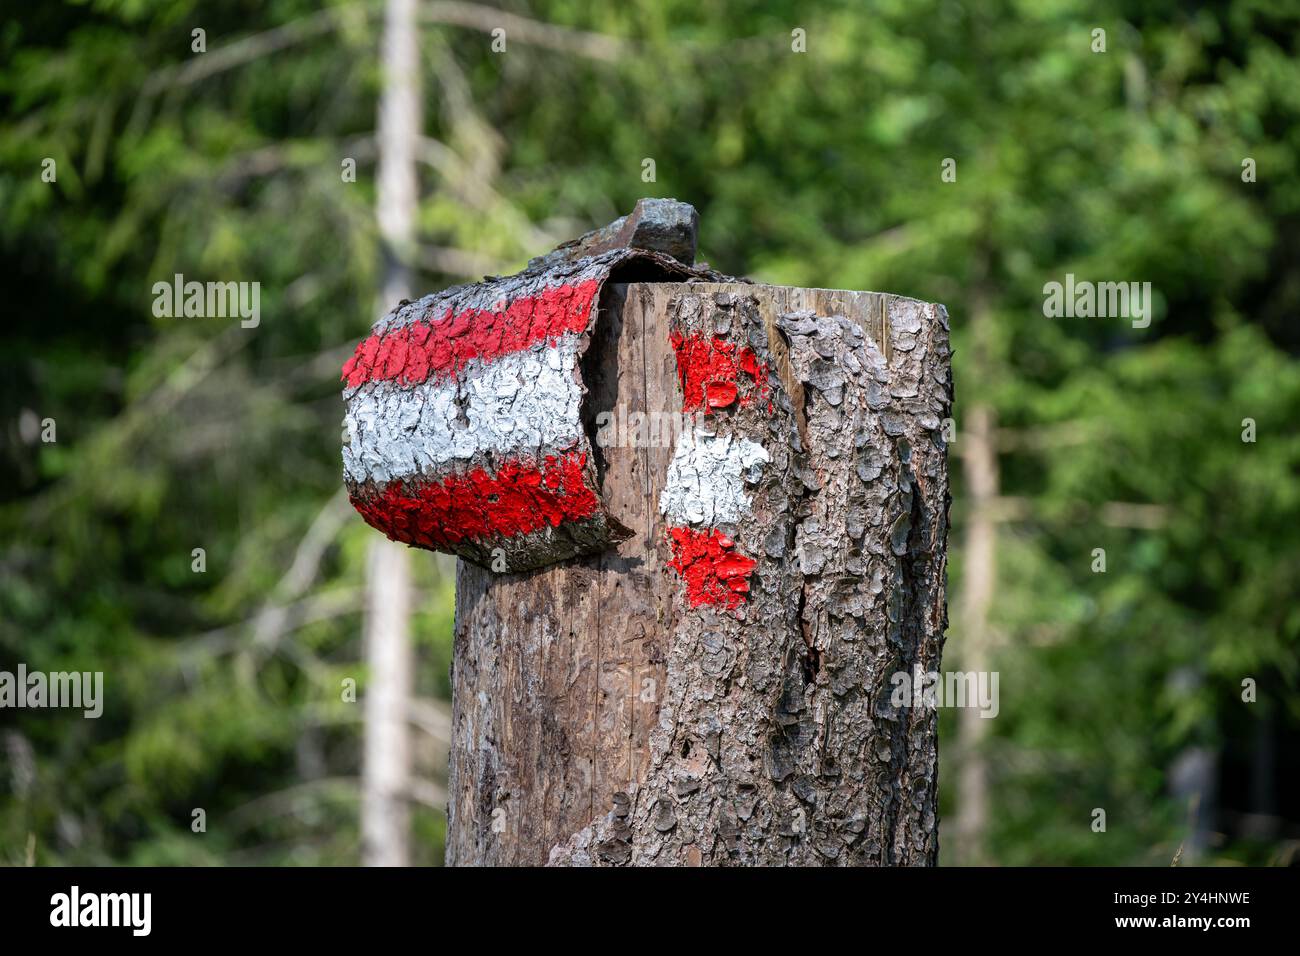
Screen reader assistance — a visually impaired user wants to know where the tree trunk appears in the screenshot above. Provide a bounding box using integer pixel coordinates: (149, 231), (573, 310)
(953, 277), (996, 865)
(361, 536), (413, 866)
(447, 280), (952, 866)
(375, 0), (420, 312)
(953, 403), (996, 865)
(361, 0), (419, 868)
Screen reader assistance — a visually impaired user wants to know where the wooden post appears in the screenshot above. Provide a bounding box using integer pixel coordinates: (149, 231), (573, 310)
(444, 281), (952, 866)
(341, 200), (952, 866)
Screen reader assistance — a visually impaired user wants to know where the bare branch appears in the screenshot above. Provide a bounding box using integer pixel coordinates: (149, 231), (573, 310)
(253, 488), (355, 649)
(406, 777), (449, 811)
(984, 496), (1171, 529)
(226, 776), (360, 831)
(419, 243), (513, 278)
(407, 697), (452, 744)
(186, 588), (364, 659)
(1098, 501), (1169, 530)
(423, 1), (630, 61)
(143, 5), (370, 95)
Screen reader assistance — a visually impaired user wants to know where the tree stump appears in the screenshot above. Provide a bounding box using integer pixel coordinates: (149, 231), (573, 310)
(445, 280), (952, 866)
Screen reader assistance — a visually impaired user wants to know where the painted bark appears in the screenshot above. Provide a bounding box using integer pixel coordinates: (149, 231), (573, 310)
(447, 281), (952, 866)
(342, 248), (722, 572)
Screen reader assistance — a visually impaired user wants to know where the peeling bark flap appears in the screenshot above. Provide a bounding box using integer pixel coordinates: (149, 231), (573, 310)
(341, 233), (728, 572)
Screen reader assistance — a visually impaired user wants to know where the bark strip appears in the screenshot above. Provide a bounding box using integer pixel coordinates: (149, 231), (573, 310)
(342, 248), (726, 572)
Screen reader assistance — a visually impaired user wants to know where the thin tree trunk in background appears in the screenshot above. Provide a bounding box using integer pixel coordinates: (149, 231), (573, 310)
(362, 537), (413, 866)
(362, 0), (420, 868)
(954, 274), (997, 865)
(376, 0), (420, 311)
(955, 402), (997, 865)
(1169, 744), (1217, 863)
(448, 282), (952, 865)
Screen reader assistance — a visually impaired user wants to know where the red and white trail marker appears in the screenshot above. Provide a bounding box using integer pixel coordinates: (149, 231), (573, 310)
(341, 242), (714, 573)
(658, 310), (774, 610)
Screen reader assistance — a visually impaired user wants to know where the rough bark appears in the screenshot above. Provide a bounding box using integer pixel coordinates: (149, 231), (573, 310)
(526, 197), (701, 270)
(447, 281), (951, 866)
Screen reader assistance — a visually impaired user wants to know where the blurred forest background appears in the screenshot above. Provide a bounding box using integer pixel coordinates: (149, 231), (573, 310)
(2, 0), (1298, 866)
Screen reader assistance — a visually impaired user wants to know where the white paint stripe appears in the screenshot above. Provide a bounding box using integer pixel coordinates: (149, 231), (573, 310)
(659, 424), (770, 527)
(343, 335), (583, 484)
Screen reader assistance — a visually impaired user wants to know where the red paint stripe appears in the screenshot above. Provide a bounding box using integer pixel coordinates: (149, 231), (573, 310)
(350, 452), (599, 547)
(669, 331), (769, 412)
(342, 280), (601, 388)
(666, 526), (758, 610)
